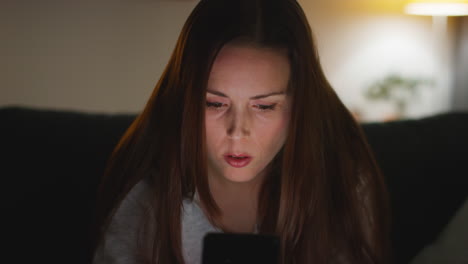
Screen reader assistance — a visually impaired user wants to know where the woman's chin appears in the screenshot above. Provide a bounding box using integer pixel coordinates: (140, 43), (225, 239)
(221, 168), (261, 184)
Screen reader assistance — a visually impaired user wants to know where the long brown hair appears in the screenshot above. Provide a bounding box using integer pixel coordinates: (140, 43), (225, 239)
(92, 0), (391, 263)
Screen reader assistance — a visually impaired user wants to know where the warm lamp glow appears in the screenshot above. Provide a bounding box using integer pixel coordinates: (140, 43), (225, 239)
(405, 1), (468, 16)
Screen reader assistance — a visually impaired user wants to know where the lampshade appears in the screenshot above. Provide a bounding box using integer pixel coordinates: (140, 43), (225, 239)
(405, 0), (468, 16)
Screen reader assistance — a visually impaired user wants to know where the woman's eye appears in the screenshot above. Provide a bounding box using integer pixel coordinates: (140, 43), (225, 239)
(206, 101), (225, 108)
(206, 101), (277, 111)
(254, 104), (277, 111)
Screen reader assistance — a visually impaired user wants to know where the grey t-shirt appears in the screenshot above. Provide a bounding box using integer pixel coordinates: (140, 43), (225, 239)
(92, 178), (229, 264)
(92, 178), (355, 264)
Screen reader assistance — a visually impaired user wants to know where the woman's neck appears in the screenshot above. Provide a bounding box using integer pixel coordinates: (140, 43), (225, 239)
(207, 176), (262, 233)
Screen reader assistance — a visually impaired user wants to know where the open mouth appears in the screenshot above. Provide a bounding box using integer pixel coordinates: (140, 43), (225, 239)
(224, 154), (252, 168)
(229, 155), (248, 159)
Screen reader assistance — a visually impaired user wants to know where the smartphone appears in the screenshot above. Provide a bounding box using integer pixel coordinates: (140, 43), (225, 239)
(201, 233), (280, 264)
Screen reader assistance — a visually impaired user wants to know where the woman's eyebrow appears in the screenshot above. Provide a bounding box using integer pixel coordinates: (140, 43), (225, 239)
(206, 90), (285, 99)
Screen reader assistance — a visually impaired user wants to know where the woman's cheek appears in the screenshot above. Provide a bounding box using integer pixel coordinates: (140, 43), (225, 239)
(253, 110), (286, 124)
(205, 113), (225, 142)
(258, 111), (289, 140)
(205, 117), (216, 134)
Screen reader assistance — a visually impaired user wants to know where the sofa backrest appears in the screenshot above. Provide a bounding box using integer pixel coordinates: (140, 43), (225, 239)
(362, 112), (468, 263)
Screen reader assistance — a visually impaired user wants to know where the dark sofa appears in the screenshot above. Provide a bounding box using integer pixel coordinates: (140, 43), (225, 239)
(2, 106), (468, 264)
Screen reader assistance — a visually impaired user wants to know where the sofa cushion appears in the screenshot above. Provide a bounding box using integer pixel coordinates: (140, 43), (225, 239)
(1, 107), (135, 264)
(363, 112), (468, 263)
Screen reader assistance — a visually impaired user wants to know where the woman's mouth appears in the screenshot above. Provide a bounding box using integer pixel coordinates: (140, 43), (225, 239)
(224, 154), (252, 168)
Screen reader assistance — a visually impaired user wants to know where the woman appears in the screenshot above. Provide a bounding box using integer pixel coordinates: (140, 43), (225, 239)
(92, 0), (390, 263)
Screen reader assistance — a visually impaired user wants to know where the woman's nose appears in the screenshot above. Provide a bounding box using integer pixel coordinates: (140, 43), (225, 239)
(226, 110), (250, 140)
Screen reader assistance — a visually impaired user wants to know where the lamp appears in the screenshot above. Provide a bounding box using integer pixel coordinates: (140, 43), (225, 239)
(403, 0), (467, 115)
(405, 0), (468, 16)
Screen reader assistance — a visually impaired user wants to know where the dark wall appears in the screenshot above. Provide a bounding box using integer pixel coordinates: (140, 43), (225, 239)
(453, 17), (468, 111)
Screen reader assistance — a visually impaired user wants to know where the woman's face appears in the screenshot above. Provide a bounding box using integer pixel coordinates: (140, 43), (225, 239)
(205, 43), (291, 185)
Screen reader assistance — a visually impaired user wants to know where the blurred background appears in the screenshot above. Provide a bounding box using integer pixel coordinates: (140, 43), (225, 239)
(1, 0), (467, 122)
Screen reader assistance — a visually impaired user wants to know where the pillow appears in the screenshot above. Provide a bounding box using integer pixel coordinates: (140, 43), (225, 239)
(409, 197), (468, 264)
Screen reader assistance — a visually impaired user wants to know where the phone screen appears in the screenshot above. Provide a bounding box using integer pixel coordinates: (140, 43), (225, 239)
(201, 233), (280, 264)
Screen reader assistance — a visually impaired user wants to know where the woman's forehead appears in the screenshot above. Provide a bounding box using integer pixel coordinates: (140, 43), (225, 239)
(207, 44), (290, 96)
(212, 43), (288, 69)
